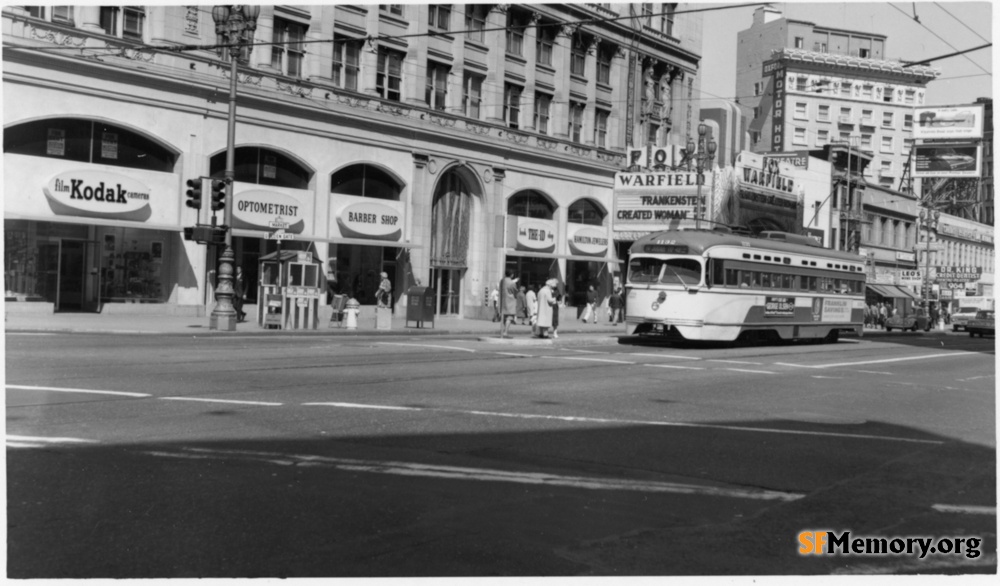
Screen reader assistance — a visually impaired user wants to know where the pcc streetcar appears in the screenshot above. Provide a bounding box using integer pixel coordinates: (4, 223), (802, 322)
(625, 229), (866, 342)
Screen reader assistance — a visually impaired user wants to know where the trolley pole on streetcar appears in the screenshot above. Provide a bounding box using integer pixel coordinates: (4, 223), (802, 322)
(208, 5), (260, 331)
(686, 122), (717, 230)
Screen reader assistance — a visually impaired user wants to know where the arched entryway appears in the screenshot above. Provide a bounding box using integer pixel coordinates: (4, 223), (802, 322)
(429, 167), (478, 315)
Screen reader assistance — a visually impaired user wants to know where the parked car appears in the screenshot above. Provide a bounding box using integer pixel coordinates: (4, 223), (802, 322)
(884, 312), (930, 332)
(966, 310), (995, 338)
(951, 307), (981, 331)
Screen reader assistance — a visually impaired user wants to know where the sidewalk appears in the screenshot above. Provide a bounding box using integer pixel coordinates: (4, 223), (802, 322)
(4, 307), (949, 339)
(3, 308), (629, 338)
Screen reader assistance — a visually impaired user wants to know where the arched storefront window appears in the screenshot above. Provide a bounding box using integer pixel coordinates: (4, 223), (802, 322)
(4, 118), (178, 310)
(4, 118), (176, 171)
(507, 190), (554, 218)
(326, 163), (405, 308)
(210, 146), (310, 189)
(331, 164), (402, 200)
(567, 198), (606, 225)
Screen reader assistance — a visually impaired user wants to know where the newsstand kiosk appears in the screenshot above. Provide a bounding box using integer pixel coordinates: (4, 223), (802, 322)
(258, 250), (322, 330)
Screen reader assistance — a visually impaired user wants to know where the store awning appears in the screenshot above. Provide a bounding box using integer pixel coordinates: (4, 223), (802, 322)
(232, 229), (421, 248)
(505, 250), (623, 265)
(885, 284), (919, 299)
(867, 284), (915, 299)
(5, 213), (184, 232)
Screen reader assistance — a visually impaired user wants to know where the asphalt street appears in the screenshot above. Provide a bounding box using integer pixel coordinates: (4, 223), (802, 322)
(5, 330), (996, 577)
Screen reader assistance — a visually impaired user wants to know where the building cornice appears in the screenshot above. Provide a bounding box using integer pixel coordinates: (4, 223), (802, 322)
(774, 48), (939, 82)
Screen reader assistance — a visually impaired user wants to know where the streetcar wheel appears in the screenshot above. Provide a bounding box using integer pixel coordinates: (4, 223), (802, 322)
(824, 330), (840, 343)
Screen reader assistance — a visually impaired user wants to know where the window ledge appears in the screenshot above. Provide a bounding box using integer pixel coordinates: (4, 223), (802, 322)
(427, 28), (455, 42)
(379, 13), (409, 27)
(505, 53), (527, 65)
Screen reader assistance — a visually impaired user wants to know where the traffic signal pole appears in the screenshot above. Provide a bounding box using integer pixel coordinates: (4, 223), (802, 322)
(208, 52), (240, 331)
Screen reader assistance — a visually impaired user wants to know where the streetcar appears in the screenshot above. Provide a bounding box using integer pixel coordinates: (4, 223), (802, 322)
(625, 228), (866, 343)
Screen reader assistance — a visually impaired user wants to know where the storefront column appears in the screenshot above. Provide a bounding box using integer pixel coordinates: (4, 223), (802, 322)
(409, 153), (431, 291)
(489, 166), (507, 292)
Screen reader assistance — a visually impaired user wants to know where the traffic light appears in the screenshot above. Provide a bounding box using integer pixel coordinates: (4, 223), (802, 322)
(210, 179), (227, 212)
(183, 226), (195, 241)
(185, 178), (203, 210)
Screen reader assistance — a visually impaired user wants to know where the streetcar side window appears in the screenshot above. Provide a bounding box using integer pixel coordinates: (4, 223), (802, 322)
(726, 268), (739, 288)
(711, 260), (725, 287)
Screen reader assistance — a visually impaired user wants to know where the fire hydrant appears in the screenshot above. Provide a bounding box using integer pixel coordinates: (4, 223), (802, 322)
(344, 297), (360, 330)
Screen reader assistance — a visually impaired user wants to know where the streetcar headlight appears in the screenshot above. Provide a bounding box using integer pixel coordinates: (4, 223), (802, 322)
(657, 292), (667, 302)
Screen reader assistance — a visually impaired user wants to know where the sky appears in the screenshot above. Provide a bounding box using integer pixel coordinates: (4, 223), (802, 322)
(697, 0), (994, 107)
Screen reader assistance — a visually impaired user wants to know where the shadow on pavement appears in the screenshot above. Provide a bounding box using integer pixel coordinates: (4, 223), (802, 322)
(7, 417), (996, 578)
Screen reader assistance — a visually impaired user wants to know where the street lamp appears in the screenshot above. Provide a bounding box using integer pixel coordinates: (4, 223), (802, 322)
(686, 122), (717, 230)
(209, 5), (260, 331)
(917, 207), (941, 307)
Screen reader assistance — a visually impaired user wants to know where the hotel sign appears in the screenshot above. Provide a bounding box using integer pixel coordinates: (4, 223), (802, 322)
(771, 67), (786, 149)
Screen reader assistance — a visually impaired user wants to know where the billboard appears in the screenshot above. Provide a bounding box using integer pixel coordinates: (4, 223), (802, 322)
(913, 104), (984, 140)
(912, 143), (981, 178)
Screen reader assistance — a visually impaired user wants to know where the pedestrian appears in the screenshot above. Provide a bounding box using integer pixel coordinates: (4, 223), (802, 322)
(499, 269), (518, 338)
(878, 302), (887, 328)
(582, 285), (598, 324)
(943, 306), (951, 326)
(609, 286), (624, 324)
(534, 278), (558, 338)
(490, 286), (500, 322)
(376, 271), (392, 308)
(929, 302), (939, 329)
(526, 285), (538, 326)
(551, 281), (562, 339)
(234, 266), (247, 322)
(516, 286), (528, 325)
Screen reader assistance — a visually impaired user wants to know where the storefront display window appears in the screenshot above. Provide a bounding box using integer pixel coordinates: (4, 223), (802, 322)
(99, 227), (168, 303)
(4, 227), (43, 300)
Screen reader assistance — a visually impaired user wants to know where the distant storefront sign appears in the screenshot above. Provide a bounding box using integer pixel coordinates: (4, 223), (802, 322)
(765, 151), (809, 169)
(936, 266), (982, 282)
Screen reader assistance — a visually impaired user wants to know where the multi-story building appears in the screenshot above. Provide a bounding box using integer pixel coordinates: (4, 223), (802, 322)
(736, 4), (938, 191)
(3, 4), (703, 319)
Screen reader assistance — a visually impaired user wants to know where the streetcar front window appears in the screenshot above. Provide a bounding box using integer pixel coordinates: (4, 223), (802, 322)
(628, 257), (702, 286)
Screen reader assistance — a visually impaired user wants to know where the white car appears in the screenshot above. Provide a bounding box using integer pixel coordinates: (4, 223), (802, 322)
(951, 307), (980, 331)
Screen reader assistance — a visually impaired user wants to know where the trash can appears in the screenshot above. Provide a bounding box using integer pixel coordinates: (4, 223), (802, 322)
(405, 286), (436, 328)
